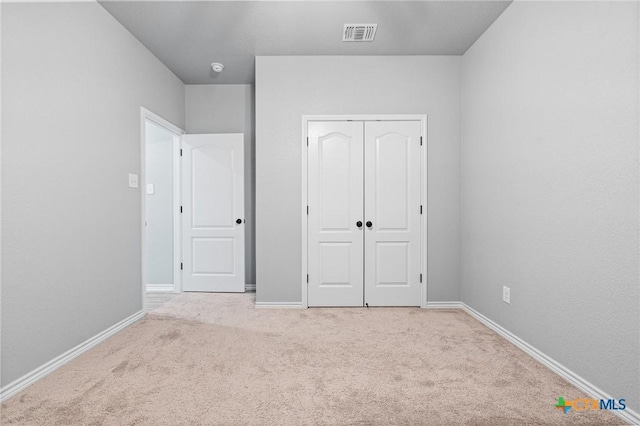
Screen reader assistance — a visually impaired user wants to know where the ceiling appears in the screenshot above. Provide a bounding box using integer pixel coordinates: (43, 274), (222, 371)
(99, 1), (512, 85)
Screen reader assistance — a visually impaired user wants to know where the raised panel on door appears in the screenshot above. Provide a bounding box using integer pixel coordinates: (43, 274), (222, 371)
(182, 134), (245, 292)
(307, 121), (364, 307)
(364, 121), (422, 306)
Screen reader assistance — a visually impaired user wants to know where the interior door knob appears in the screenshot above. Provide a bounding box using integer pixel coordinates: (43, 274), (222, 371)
(236, 218), (242, 224)
(356, 221), (363, 227)
(366, 221), (373, 228)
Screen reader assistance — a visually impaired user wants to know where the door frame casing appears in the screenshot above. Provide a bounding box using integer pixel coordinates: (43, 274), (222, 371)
(301, 114), (428, 309)
(140, 107), (185, 309)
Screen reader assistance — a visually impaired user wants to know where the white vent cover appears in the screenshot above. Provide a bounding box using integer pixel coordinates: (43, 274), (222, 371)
(342, 24), (377, 42)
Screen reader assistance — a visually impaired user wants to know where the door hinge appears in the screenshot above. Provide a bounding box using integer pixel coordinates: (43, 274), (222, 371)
(307, 274), (309, 283)
(420, 136), (423, 146)
(180, 148), (183, 156)
(306, 137), (309, 146)
(420, 205), (423, 214)
(307, 205), (309, 215)
(180, 206), (183, 213)
(420, 273), (422, 283)
(180, 262), (183, 271)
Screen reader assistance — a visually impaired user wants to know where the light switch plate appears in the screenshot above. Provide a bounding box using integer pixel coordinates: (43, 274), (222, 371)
(146, 183), (154, 194)
(503, 286), (511, 304)
(128, 173), (139, 188)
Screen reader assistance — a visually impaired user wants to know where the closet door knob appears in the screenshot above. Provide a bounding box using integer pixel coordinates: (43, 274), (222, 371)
(236, 218), (243, 224)
(356, 221), (363, 227)
(366, 221), (373, 228)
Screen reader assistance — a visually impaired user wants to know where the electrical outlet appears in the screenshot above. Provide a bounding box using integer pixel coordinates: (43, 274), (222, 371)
(503, 286), (511, 304)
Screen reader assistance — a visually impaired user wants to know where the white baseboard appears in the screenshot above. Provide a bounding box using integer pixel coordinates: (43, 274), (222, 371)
(0, 310), (145, 403)
(146, 284), (175, 293)
(245, 283), (256, 292)
(425, 301), (463, 309)
(254, 302), (303, 309)
(460, 303), (640, 425)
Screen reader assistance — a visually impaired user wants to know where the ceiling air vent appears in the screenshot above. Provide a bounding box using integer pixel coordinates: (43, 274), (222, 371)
(342, 24), (377, 42)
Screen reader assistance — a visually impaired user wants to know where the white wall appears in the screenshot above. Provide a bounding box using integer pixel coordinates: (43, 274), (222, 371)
(462, 1), (639, 411)
(185, 84), (255, 284)
(1, 2), (185, 386)
(256, 56), (461, 303)
(145, 124), (175, 285)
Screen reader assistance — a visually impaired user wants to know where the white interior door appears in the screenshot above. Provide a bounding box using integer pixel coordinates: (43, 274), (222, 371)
(364, 121), (422, 306)
(182, 134), (245, 292)
(307, 122), (364, 306)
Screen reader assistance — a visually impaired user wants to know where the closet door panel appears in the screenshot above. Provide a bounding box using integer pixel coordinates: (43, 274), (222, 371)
(364, 121), (422, 306)
(307, 121), (364, 306)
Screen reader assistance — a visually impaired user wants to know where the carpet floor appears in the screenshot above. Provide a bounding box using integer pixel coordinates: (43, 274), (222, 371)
(1, 293), (624, 425)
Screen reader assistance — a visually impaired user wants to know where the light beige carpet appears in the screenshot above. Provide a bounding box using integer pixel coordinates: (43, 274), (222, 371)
(1, 293), (623, 425)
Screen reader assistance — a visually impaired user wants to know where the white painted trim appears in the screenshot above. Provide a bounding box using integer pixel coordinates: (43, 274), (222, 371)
(146, 284), (176, 293)
(140, 110), (147, 311)
(301, 117), (309, 308)
(425, 301), (463, 309)
(172, 133), (182, 293)
(460, 303), (639, 425)
(301, 115), (428, 309)
(254, 302), (304, 309)
(420, 116), (428, 308)
(140, 107), (185, 310)
(303, 114), (427, 122)
(142, 108), (185, 136)
(245, 283), (256, 292)
(0, 310), (145, 403)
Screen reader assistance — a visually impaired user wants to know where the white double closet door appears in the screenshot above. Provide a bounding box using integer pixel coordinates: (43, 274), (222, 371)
(308, 120), (422, 307)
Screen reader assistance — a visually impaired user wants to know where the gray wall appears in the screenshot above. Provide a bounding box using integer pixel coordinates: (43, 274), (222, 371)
(255, 56), (461, 303)
(1, 2), (185, 386)
(185, 84), (256, 284)
(462, 1), (639, 411)
(145, 124), (175, 285)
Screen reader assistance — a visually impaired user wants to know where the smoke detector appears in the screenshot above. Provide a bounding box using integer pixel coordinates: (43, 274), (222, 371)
(342, 24), (377, 42)
(211, 62), (224, 73)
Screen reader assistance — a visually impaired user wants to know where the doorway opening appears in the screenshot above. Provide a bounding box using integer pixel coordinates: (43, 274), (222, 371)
(141, 108), (184, 304)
